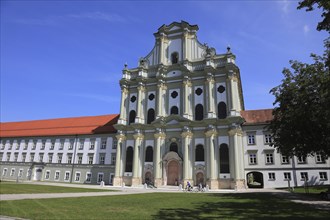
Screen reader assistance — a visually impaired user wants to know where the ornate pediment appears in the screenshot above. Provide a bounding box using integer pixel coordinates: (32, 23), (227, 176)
(151, 115), (191, 127)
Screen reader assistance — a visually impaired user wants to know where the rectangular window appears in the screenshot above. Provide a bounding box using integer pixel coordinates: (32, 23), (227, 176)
(54, 171), (60, 180)
(14, 153), (18, 162)
(113, 139), (117, 149)
(75, 172), (81, 182)
(268, 173), (275, 180)
(8, 141), (12, 150)
(284, 172), (291, 180)
(15, 142), (20, 150)
(266, 153), (274, 164)
(24, 142), (28, 150)
(0, 141), (4, 150)
(45, 171), (50, 180)
(319, 172), (328, 181)
(88, 154), (94, 164)
(300, 172), (308, 181)
(22, 153), (26, 162)
(90, 140), (95, 150)
(50, 141), (55, 150)
(97, 173), (104, 183)
(297, 156), (306, 164)
(10, 168), (15, 176)
(99, 154), (105, 164)
(315, 154), (325, 163)
(247, 134), (255, 145)
(79, 141), (84, 150)
(281, 155), (289, 164)
(31, 142), (36, 150)
(18, 169), (23, 178)
(86, 172), (92, 183)
(2, 168), (8, 176)
(6, 153), (10, 162)
(67, 154), (72, 164)
(69, 140), (73, 150)
(59, 141), (63, 150)
(264, 134), (273, 144)
(48, 154), (53, 163)
(41, 141), (45, 150)
(57, 154), (62, 163)
(111, 153), (116, 165)
(77, 155), (83, 164)
(249, 153), (257, 165)
(39, 153), (44, 162)
(0, 153), (3, 161)
(30, 153), (35, 162)
(65, 172), (70, 181)
(101, 140), (107, 149)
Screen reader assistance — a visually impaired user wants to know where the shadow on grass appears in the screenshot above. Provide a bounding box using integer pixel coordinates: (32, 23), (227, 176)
(152, 192), (329, 220)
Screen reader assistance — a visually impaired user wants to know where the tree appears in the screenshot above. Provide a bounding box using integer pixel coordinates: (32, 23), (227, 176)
(297, 0), (330, 32)
(268, 1), (330, 157)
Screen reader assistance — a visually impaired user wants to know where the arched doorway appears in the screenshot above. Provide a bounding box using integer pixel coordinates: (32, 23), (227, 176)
(145, 171), (152, 184)
(246, 171), (264, 188)
(167, 160), (179, 185)
(196, 172), (204, 185)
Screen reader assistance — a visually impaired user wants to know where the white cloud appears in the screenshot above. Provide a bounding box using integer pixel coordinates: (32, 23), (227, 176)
(303, 25), (310, 34)
(278, 0), (291, 14)
(68, 12), (127, 23)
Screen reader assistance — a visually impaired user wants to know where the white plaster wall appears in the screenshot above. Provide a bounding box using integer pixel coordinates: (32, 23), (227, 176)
(194, 85), (204, 106)
(216, 82), (227, 103)
(147, 91), (156, 110)
(168, 89), (180, 114)
(129, 93), (137, 112)
(168, 39), (182, 63)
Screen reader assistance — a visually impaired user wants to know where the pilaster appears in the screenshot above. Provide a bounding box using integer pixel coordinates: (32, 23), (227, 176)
(156, 80), (167, 118)
(206, 73), (216, 118)
(181, 127), (193, 182)
(227, 70), (241, 116)
(119, 85), (129, 125)
(135, 82), (146, 124)
(113, 133), (126, 186)
(153, 130), (166, 187)
(132, 131), (144, 186)
(205, 126), (218, 188)
(183, 76), (192, 120)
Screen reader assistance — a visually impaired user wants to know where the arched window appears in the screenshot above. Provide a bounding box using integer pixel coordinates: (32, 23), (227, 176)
(171, 52), (179, 64)
(195, 104), (204, 121)
(220, 144), (230, 173)
(147, 108), (155, 124)
(195, 145), (204, 161)
(125, 147), (133, 172)
(170, 106), (179, 115)
(145, 146), (153, 162)
(218, 102), (227, 119)
(129, 110), (136, 124)
(169, 142), (178, 153)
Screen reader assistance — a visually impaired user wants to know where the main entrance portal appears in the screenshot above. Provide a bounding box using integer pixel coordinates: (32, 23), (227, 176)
(167, 160), (179, 185)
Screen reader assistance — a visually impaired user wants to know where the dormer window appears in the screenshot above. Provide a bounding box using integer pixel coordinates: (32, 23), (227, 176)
(171, 52), (179, 64)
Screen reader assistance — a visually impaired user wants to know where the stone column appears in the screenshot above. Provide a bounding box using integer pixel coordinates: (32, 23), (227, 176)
(228, 125), (245, 190)
(205, 126), (218, 189)
(136, 82), (146, 124)
(206, 73), (216, 118)
(183, 30), (188, 60)
(181, 128), (193, 185)
(113, 133), (126, 186)
(156, 80), (167, 118)
(183, 76), (192, 120)
(154, 130), (166, 187)
(132, 132), (144, 186)
(119, 86), (129, 125)
(227, 70), (241, 116)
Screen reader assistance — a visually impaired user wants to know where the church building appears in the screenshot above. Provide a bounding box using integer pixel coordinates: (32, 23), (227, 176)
(1, 21), (329, 189)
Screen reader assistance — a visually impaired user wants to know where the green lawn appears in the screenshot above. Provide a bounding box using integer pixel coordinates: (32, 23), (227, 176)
(0, 192), (328, 219)
(0, 182), (113, 194)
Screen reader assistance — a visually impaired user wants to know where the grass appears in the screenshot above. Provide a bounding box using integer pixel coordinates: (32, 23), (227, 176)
(279, 185), (330, 199)
(0, 192), (329, 219)
(0, 182), (114, 194)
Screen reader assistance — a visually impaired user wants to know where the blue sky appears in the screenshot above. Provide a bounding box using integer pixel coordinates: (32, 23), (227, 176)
(1, 0), (328, 122)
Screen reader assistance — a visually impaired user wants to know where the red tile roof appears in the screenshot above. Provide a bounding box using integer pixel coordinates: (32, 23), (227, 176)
(0, 114), (119, 138)
(241, 109), (273, 125)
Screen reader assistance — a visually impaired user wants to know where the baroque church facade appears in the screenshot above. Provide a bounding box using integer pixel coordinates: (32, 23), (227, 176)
(1, 21), (329, 189)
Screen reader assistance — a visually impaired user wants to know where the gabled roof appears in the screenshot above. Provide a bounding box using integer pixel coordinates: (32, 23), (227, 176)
(0, 114), (119, 138)
(241, 109), (273, 125)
